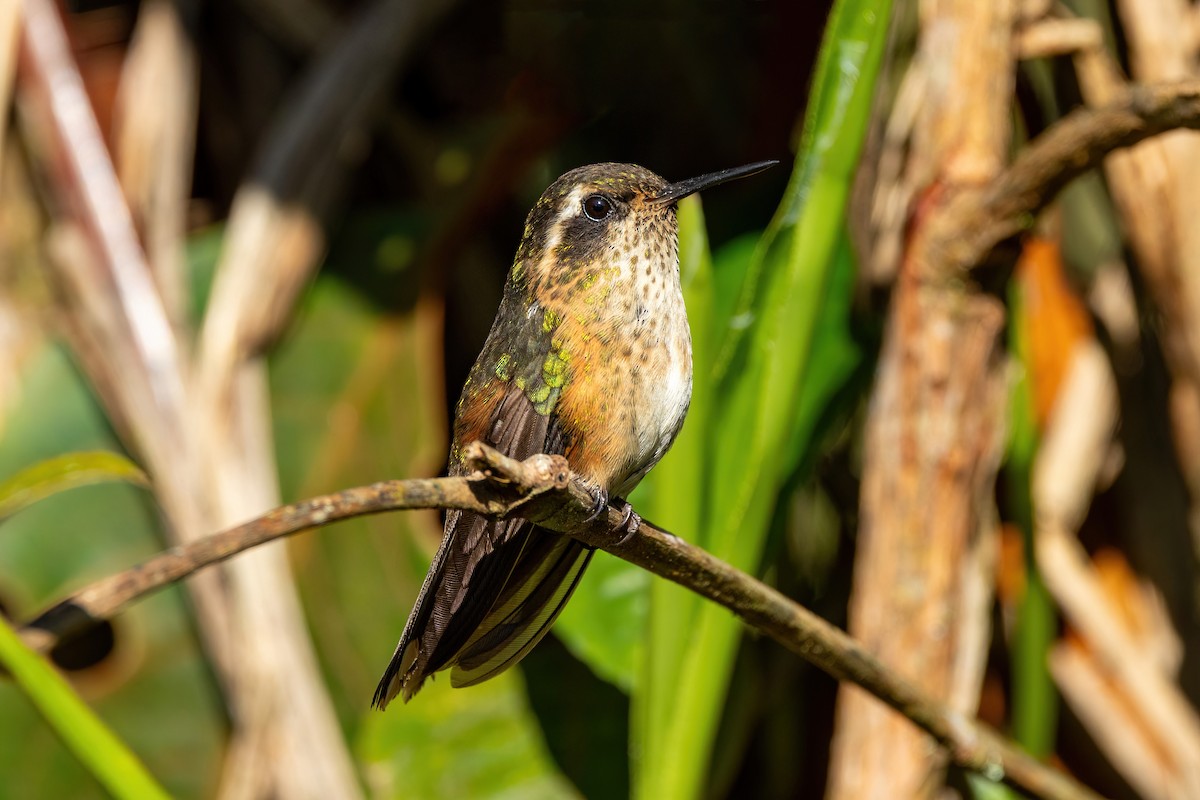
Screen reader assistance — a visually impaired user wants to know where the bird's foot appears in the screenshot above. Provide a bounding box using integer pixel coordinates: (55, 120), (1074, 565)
(584, 485), (609, 523)
(581, 488), (640, 547)
(612, 497), (642, 547)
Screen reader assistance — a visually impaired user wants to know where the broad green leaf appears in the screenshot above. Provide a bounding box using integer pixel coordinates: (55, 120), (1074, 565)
(0, 614), (169, 800)
(0, 452), (148, 523)
(780, 230), (867, 479)
(553, 550), (647, 692)
(634, 2), (892, 797)
(356, 669), (576, 800)
(710, 233), (758, 346)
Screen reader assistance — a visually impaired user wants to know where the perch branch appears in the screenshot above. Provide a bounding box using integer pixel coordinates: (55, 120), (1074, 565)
(22, 442), (1101, 800)
(928, 79), (1200, 278)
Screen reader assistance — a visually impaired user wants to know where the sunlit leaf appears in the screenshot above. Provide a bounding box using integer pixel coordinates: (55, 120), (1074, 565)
(357, 670), (577, 800)
(0, 452), (148, 524)
(0, 615), (169, 800)
(554, 550), (648, 692)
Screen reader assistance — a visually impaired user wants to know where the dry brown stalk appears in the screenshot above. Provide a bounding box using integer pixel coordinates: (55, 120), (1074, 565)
(114, 0), (197, 338)
(829, 2), (1017, 797)
(16, 0), (455, 796)
(18, 0), (232, 685)
(1034, 343), (1200, 799)
(1015, 17), (1104, 59)
(1071, 4), (1200, 670)
(839, 3), (1200, 798)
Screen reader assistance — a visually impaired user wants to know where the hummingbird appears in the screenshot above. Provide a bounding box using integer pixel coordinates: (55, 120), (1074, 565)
(373, 160), (777, 707)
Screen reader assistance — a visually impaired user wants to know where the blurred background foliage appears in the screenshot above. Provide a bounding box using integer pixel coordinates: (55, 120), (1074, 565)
(2, 0), (1200, 799)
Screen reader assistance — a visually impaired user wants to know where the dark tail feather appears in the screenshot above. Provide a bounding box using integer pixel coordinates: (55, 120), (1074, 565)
(450, 535), (592, 687)
(372, 513), (551, 708)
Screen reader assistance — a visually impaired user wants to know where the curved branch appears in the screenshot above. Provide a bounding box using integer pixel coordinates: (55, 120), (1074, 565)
(22, 442), (1100, 800)
(928, 79), (1200, 276)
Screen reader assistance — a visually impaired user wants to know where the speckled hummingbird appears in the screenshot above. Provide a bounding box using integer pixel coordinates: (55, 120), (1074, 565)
(373, 160), (777, 707)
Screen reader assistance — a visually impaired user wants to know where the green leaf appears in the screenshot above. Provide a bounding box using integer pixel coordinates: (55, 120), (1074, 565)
(356, 670), (575, 800)
(710, 233), (758, 347)
(0, 452), (148, 524)
(553, 550), (648, 692)
(780, 229), (866, 478)
(0, 616), (169, 800)
(633, 1), (892, 797)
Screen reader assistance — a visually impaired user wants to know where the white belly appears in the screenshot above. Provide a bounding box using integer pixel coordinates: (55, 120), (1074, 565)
(616, 310), (692, 496)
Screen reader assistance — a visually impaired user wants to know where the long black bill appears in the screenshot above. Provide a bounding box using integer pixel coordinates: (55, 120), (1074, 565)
(650, 159), (779, 205)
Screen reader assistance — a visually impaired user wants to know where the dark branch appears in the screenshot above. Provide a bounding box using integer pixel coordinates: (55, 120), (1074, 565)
(927, 79), (1200, 277)
(21, 442), (1100, 800)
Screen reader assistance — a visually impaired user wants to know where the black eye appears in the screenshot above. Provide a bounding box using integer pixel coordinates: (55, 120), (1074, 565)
(582, 194), (613, 221)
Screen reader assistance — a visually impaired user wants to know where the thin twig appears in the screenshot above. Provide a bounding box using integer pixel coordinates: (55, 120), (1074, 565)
(23, 442), (1102, 800)
(115, 0), (198, 339)
(927, 79), (1200, 278)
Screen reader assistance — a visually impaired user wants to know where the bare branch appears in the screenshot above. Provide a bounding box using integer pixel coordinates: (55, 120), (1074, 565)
(927, 79), (1200, 279)
(23, 442), (1102, 800)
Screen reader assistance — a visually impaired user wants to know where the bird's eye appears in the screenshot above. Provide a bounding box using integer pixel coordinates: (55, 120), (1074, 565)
(582, 194), (613, 221)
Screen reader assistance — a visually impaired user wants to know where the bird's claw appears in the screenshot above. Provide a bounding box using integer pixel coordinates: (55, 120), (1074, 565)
(582, 489), (640, 547)
(584, 486), (609, 523)
(613, 498), (642, 547)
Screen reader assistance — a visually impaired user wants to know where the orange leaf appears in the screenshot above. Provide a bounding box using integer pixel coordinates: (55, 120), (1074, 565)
(1016, 237), (1094, 428)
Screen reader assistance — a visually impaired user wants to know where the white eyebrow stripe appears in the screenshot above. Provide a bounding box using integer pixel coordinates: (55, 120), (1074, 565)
(555, 185), (586, 228)
(531, 186), (583, 287)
